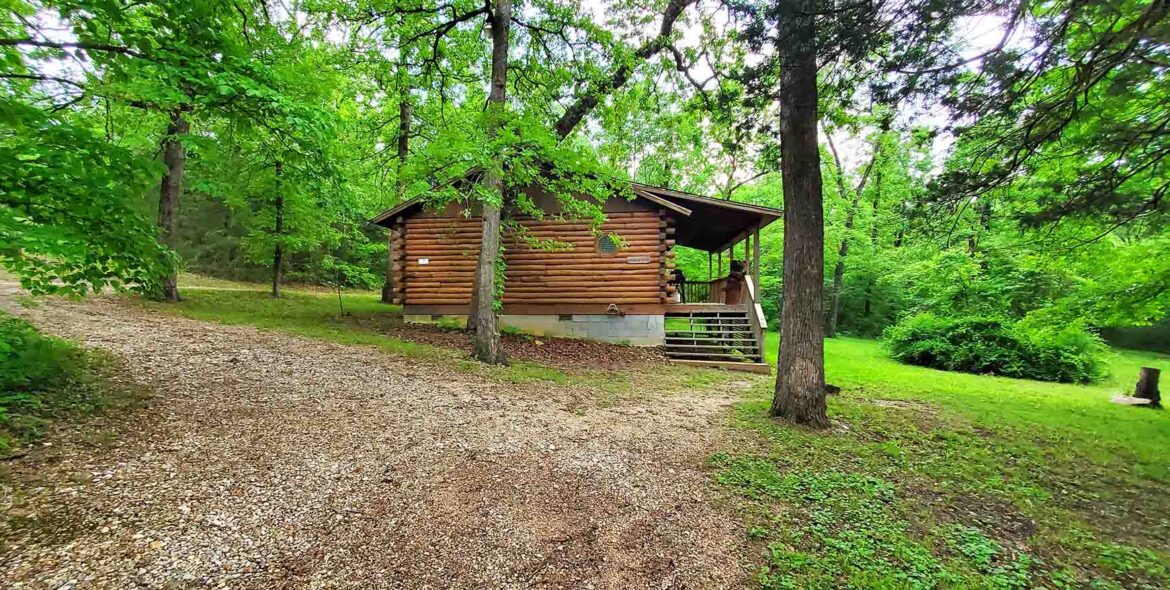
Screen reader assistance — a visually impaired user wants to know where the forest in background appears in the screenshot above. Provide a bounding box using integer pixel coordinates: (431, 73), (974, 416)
(3, 0), (1168, 387)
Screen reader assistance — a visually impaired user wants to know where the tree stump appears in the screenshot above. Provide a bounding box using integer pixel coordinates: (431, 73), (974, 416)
(1135, 367), (1161, 407)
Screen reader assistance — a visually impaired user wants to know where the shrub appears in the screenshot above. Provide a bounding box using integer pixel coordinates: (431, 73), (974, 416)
(0, 312), (138, 454)
(883, 313), (1107, 383)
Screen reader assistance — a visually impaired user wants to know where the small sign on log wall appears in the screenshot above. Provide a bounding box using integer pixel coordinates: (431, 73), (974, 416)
(418, 258), (429, 265)
(626, 255), (651, 264)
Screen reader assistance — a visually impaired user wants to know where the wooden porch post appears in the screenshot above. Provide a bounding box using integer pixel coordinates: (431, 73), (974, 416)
(718, 251), (723, 277)
(708, 252), (713, 280)
(753, 224), (761, 288)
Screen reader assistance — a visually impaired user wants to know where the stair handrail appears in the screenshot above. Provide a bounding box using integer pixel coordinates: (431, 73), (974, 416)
(745, 275), (767, 356)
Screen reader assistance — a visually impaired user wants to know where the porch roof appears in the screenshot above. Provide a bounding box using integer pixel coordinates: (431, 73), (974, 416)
(371, 180), (783, 253)
(629, 183), (782, 252)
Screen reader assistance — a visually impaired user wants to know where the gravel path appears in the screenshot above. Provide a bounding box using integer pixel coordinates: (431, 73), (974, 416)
(0, 285), (751, 589)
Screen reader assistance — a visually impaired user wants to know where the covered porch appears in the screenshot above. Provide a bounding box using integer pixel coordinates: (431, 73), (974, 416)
(632, 184), (780, 373)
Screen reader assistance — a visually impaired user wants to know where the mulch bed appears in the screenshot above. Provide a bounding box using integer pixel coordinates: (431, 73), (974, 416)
(349, 315), (666, 372)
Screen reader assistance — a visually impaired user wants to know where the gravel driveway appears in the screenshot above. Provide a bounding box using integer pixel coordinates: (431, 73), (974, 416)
(0, 285), (751, 589)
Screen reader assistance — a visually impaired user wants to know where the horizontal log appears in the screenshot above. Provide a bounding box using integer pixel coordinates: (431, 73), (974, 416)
(407, 225), (661, 236)
(403, 250), (664, 261)
(408, 226), (665, 237)
(408, 260), (662, 270)
(503, 286), (659, 293)
(507, 271), (658, 279)
(405, 237), (662, 247)
(406, 211), (656, 225)
(508, 276), (661, 285)
(507, 266), (659, 275)
(407, 256), (664, 265)
(405, 282), (473, 289)
(500, 297), (663, 304)
(405, 221), (660, 233)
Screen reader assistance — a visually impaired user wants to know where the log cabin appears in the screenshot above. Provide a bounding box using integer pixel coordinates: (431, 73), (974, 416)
(372, 181), (782, 373)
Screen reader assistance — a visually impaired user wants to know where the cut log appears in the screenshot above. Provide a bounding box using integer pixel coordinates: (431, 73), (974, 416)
(1135, 367), (1161, 407)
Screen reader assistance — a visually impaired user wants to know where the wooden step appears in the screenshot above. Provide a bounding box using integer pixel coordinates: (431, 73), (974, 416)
(667, 318), (750, 323)
(666, 338), (756, 346)
(665, 343), (760, 351)
(666, 351), (764, 363)
(666, 331), (754, 338)
(667, 323), (752, 328)
(668, 359), (771, 374)
(669, 346), (758, 355)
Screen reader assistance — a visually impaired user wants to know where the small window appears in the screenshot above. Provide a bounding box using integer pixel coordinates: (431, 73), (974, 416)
(596, 235), (620, 255)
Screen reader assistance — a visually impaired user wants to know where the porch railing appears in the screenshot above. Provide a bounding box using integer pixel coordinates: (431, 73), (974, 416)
(745, 274), (768, 354)
(678, 280), (717, 304)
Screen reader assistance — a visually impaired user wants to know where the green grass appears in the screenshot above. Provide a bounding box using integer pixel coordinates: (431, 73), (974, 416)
(725, 334), (1170, 588)
(140, 276), (704, 392)
(0, 312), (147, 456)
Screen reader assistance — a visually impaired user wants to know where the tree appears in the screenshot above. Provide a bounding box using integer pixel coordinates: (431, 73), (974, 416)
(767, 0), (828, 426)
(157, 109), (190, 300)
(824, 114), (890, 337)
(471, 0), (512, 364)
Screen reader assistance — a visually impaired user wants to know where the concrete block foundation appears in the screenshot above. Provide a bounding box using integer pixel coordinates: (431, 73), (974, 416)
(404, 314), (665, 346)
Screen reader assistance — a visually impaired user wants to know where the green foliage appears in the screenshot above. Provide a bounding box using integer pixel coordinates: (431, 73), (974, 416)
(883, 313), (1107, 383)
(0, 313), (142, 455)
(0, 100), (171, 296)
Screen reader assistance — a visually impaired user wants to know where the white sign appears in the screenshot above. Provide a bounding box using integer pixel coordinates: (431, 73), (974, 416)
(418, 258), (430, 265)
(626, 255), (651, 264)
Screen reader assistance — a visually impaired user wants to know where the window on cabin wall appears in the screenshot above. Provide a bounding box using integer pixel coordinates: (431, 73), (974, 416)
(596, 235), (620, 255)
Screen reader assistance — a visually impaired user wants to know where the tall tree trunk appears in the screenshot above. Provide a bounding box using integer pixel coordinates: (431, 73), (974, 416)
(157, 109), (188, 302)
(383, 57), (412, 304)
(863, 162), (883, 317)
(824, 133), (875, 338)
(272, 160), (285, 298)
(770, 0), (827, 427)
(471, 0), (511, 365)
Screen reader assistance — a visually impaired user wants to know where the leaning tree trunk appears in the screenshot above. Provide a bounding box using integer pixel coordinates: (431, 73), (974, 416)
(157, 109), (189, 302)
(770, 0), (828, 427)
(470, 0), (511, 365)
(272, 160), (285, 298)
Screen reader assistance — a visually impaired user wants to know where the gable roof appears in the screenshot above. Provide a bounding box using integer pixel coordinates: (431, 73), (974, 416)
(371, 180), (782, 253)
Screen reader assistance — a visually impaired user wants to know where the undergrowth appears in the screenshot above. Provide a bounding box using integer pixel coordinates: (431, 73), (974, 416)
(0, 312), (145, 455)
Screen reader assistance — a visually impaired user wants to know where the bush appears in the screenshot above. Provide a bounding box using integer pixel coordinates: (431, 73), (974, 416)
(883, 313), (1107, 383)
(0, 312), (138, 455)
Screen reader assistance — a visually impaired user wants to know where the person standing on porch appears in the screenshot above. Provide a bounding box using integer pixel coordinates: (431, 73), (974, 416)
(724, 260), (745, 304)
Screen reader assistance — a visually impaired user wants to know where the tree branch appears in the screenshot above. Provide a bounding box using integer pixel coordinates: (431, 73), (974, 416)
(0, 38), (144, 59)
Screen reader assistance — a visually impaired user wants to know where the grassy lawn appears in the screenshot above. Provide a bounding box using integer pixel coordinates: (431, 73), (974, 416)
(140, 279), (579, 385)
(140, 275), (717, 395)
(728, 334), (1170, 588)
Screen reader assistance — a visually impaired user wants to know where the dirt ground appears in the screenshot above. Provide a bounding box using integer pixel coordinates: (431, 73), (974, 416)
(0, 283), (753, 589)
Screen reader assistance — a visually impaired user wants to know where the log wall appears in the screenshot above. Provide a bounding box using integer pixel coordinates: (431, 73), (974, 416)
(392, 211), (676, 308)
